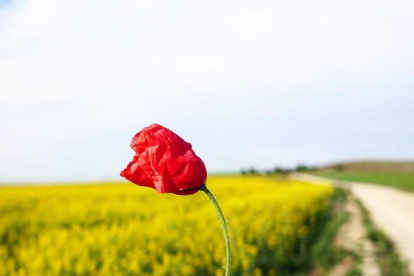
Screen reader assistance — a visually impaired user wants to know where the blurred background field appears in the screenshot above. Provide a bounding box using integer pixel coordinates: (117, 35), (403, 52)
(312, 172), (414, 192)
(311, 161), (414, 192)
(0, 176), (333, 276)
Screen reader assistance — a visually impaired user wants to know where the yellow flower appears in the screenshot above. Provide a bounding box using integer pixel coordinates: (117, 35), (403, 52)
(0, 176), (332, 275)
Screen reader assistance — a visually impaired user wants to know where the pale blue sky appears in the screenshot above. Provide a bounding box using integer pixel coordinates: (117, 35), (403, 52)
(1, 0), (413, 182)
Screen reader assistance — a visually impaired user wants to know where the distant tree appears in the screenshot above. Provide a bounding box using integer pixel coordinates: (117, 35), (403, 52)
(249, 167), (258, 175)
(240, 169), (247, 175)
(265, 170), (273, 175)
(335, 164), (344, 172)
(274, 167), (284, 173)
(295, 164), (309, 172)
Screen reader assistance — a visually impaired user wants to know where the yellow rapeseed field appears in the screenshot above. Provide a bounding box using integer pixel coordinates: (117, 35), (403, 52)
(0, 176), (333, 276)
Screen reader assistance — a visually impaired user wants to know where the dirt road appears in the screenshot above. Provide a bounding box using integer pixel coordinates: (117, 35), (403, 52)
(292, 173), (414, 274)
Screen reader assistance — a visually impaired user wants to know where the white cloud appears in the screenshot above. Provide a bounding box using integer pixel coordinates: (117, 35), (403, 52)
(0, 0), (413, 182)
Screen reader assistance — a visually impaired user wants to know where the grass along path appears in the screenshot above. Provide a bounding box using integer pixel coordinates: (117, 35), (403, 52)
(357, 200), (411, 276)
(293, 173), (414, 275)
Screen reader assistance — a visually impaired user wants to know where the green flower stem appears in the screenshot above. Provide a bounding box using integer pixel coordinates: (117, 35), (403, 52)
(200, 185), (232, 276)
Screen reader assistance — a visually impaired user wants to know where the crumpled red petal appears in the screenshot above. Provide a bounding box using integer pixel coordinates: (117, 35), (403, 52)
(120, 124), (207, 195)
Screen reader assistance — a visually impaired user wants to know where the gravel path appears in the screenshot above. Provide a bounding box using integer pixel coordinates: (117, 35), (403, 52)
(352, 183), (414, 274)
(292, 173), (414, 274)
(331, 193), (380, 276)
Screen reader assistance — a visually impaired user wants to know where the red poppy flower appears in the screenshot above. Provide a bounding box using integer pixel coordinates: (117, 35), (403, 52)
(120, 124), (207, 195)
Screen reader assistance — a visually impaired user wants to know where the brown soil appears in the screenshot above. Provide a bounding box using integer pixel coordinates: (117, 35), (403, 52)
(328, 256), (353, 276)
(332, 194), (380, 276)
